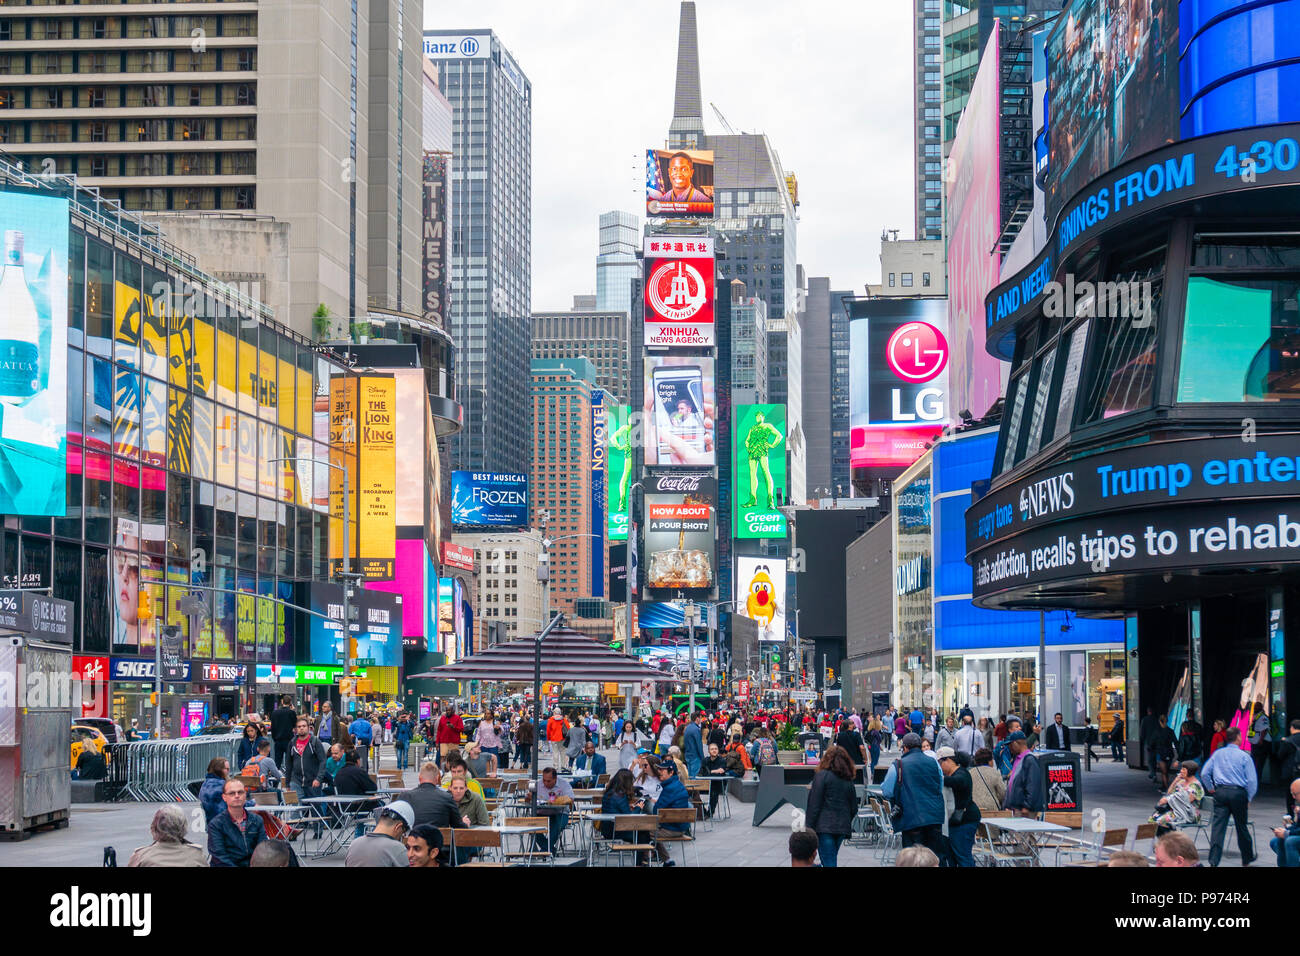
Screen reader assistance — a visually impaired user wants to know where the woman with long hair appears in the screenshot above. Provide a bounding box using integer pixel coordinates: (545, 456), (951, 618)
(866, 715), (883, 774)
(805, 745), (859, 867)
(599, 768), (645, 840)
(237, 721), (264, 768)
(617, 719), (639, 770)
(631, 753), (663, 805)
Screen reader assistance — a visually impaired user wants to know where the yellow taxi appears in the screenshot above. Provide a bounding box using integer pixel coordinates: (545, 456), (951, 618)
(70, 723), (109, 770)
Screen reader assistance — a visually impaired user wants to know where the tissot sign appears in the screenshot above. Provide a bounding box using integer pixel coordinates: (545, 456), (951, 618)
(199, 662), (247, 684)
(643, 237), (715, 347)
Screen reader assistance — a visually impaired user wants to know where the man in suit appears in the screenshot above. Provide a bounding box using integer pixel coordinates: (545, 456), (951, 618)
(269, 696), (297, 769)
(572, 741), (607, 783)
(1045, 713), (1071, 751)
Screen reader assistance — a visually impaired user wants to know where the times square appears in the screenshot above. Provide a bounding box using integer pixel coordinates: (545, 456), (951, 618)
(0, 0), (1295, 933)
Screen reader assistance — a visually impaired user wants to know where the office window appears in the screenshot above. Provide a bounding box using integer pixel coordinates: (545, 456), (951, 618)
(922, 272), (931, 287)
(902, 273), (914, 288)
(888, 273), (895, 288)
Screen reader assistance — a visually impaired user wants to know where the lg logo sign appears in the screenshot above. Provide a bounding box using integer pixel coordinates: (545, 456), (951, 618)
(886, 321), (947, 383)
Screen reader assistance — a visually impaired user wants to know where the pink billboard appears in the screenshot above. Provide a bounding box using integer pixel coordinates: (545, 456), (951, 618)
(946, 21), (1004, 421)
(366, 538), (429, 648)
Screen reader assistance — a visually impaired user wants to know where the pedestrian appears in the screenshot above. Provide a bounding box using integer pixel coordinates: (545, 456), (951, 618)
(1150, 715), (1178, 789)
(243, 738), (282, 789)
(805, 745), (859, 867)
(993, 716), (1023, 778)
(1270, 780), (1300, 867)
(1278, 718), (1300, 817)
(617, 719), (639, 770)
(1199, 725), (1258, 866)
(564, 711), (587, 768)
(1109, 713), (1125, 762)
(474, 709), (502, 762)
(345, 800), (413, 867)
(282, 716), (329, 817)
(315, 700), (336, 748)
(350, 711), (373, 772)
(393, 712), (414, 772)
(546, 708), (569, 769)
(881, 732), (945, 859)
(127, 805), (207, 867)
(207, 778), (267, 867)
(1044, 713), (1071, 751)
(198, 757), (229, 823)
(978, 717), (994, 751)
(270, 696), (297, 769)
(1002, 730), (1045, 817)
(969, 748), (1006, 812)
(514, 713), (535, 769)
(236, 721), (264, 769)
(1209, 718), (1228, 755)
(953, 715), (981, 759)
(834, 716), (868, 774)
(1139, 705), (1160, 780)
(436, 706), (464, 762)
(657, 712), (676, 757)
(1251, 710), (1273, 785)
(683, 711), (705, 777)
(936, 746), (981, 867)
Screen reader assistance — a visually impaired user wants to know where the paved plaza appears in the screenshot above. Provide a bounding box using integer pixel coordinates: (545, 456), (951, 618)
(0, 743), (1281, 867)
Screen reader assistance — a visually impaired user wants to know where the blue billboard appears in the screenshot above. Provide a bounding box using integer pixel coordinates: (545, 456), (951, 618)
(450, 471), (529, 527)
(308, 583), (402, 667)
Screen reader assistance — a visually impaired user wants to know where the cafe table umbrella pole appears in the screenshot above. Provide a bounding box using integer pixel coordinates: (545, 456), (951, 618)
(531, 611), (567, 811)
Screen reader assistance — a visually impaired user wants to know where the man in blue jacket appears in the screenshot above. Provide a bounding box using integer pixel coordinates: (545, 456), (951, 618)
(393, 713), (414, 771)
(683, 711), (705, 777)
(572, 741), (607, 783)
(350, 712), (373, 772)
(881, 732), (945, 858)
(652, 758), (692, 867)
(208, 778), (267, 867)
(1002, 731), (1045, 817)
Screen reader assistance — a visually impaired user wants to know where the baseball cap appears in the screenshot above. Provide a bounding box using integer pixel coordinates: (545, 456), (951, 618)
(1005, 730), (1028, 743)
(382, 799), (415, 830)
(935, 746), (957, 761)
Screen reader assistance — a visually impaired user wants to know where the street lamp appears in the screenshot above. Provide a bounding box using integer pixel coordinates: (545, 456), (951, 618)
(266, 455), (356, 712)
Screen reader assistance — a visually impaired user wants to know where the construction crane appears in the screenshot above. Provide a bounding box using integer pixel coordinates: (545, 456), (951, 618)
(710, 102), (737, 135)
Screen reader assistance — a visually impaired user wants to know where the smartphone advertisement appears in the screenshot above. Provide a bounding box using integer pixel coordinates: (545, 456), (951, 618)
(644, 473), (715, 593)
(643, 355), (715, 467)
(643, 235), (714, 347)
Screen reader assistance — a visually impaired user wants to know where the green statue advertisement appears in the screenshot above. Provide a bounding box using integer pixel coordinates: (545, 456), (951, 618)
(733, 404), (787, 539)
(606, 404), (633, 540)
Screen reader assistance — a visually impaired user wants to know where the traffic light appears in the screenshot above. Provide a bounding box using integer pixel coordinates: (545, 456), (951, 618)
(349, 638), (359, 660)
(826, 668), (835, 684)
(137, 590), (153, 623)
(149, 692), (158, 705)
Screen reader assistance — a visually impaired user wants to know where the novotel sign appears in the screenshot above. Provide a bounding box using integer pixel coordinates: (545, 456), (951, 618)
(423, 34), (490, 59)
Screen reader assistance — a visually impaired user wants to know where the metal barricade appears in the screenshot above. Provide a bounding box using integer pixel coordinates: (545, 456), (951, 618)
(111, 735), (239, 802)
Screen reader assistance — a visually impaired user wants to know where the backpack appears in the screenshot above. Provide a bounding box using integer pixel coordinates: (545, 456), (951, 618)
(730, 743), (754, 771)
(756, 737), (777, 766)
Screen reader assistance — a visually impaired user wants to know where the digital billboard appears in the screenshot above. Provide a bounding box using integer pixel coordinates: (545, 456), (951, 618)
(946, 24), (1004, 424)
(308, 583), (402, 667)
(365, 539), (430, 649)
(451, 471), (528, 527)
(645, 148), (714, 218)
(0, 191), (69, 516)
(643, 236), (715, 347)
(357, 375), (396, 578)
(735, 556), (787, 643)
(849, 298), (949, 467)
(644, 474), (715, 593)
(733, 404), (788, 539)
(643, 355), (715, 467)
(591, 391), (606, 597)
(606, 404), (632, 540)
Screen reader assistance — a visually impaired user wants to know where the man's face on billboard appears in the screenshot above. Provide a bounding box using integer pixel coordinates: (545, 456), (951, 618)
(668, 155), (694, 192)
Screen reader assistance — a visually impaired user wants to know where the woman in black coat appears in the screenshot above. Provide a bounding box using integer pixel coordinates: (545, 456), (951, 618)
(236, 721), (264, 769)
(805, 745), (860, 867)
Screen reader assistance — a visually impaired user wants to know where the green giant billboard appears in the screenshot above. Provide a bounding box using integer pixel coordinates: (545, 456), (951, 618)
(733, 404), (787, 539)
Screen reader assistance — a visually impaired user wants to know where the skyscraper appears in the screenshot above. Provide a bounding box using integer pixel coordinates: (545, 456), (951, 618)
(425, 30), (532, 474)
(913, 0), (945, 241)
(0, 1), (426, 335)
(801, 279), (855, 498)
(595, 211), (639, 315)
(530, 308), (630, 404)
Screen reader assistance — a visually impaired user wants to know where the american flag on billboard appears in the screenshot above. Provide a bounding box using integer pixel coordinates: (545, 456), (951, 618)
(646, 149), (664, 194)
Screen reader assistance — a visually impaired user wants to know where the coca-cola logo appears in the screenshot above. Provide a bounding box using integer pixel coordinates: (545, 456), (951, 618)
(653, 474), (709, 492)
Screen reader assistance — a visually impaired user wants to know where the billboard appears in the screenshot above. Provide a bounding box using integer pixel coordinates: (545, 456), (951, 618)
(392, 368), (428, 529)
(644, 474), (715, 593)
(308, 583), (402, 667)
(437, 577), (456, 662)
(365, 539), (430, 649)
(735, 556), (787, 643)
(733, 404), (788, 539)
(946, 24), (1003, 424)
(357, 375), (397, 578)
(441, 541), (475, 573)
(606, 404), (632, 540)
(451, 471), (528, 527)
(608, 543), (627, 604)
(1046, 1), (1180, 221)
(849, 298), (948, 468)
(421, 151), (449, 330)
(645, 148), (714, 218)
(591, 391), (606, 598)
(643, 236), (715, 347)
(0, 191), (69, 516)
(643, 355), (715, 467)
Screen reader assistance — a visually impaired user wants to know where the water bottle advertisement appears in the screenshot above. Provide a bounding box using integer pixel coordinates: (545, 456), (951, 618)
(0, 189), (68, 516)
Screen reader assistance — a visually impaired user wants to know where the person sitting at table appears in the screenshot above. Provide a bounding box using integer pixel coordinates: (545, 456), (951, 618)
(321, 742), (346, 795)
(665, 745), (689, 781)
(208, 778), (267, 867)
(698, 741), (730, 818)
(464, 742), (494, 782)
(345, 800), (413, 867)
(599, 768), (647, 840)
(449, 776), (490, 828)
(535, 766), (575, 854)
(650, 756), (692, 867)
(333, 749), (377, 798)
(128, 805), (208, 867)
(631, 752), (663, 807)
(441, 754), (485, 798)
(403, 762), (465, 831)
(572, 740), (607, 782)
(1149, 760), (1204, 835)
(406, 824), (444, 867)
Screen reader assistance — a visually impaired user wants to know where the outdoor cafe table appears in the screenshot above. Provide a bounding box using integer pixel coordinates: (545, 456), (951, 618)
(300, 795), (388, 858)
(689, 776), (733, 820)
(469, 823), (547, 862)
(981, 817), (1071, 866)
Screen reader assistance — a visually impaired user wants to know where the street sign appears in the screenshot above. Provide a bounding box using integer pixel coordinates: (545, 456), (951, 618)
(790, 690), (817, 702)
(355, 658), (376, 666)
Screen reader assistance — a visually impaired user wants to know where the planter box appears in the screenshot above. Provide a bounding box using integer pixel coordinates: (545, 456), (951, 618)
(776, 750), (804, 766)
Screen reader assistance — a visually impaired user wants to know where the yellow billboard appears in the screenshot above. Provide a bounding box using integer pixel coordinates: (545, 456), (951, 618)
(358, 375), (397, 579)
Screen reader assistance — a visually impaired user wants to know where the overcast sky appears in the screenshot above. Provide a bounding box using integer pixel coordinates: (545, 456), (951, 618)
(425, 0), (915, 312)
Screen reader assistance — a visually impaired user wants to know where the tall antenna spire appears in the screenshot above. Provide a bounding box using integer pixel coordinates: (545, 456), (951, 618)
(669, 2), (705, 149)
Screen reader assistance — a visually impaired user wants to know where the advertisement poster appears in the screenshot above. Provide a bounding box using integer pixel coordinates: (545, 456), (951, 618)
(644, 474), (715, 593)
(308, 582), (401, 667)
(733, 404), (788, 539)
(605, 404), (633, 540)
(591, 391), (605, 597)
(946, 25), (1003, 424)
(357, 375), (396, 578)
(643, 236), (715, 347)
(437, 577), (455, 661)
(328, 374), (358, 576)
(643, 355), (716, 467)
(366, 538), (431, 649)
(849, 299), (948, 467)
(645, 148), (714, 218)
(734, 556), (786, 643)
(393, 368), (428, 528)
(451, 471), (528, 527)
(453, 577), (465, 659)
(0, 190), (68, 516)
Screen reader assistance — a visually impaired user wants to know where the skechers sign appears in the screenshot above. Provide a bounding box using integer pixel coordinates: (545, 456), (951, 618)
(110, 658), (191, 682)
(985, 123), (1300, 356)
(451, 471), (528, 528)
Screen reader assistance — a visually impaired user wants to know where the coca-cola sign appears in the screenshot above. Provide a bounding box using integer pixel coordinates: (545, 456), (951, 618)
(651, 473), (714, 494)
